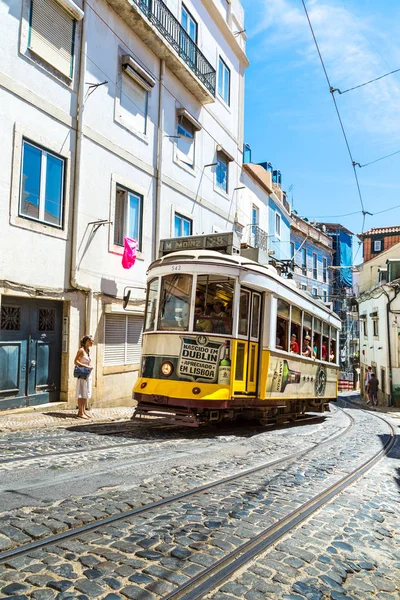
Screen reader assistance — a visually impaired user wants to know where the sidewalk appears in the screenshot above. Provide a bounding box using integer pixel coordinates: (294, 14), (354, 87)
(338, 391), (400, 417)
(0, 405), (135, 433)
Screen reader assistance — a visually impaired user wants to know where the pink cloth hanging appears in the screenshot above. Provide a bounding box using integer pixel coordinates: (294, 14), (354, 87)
(121, 237), (137, 269)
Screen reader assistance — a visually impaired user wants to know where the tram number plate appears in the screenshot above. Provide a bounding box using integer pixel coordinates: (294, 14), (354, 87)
(171, 265), (181, 271)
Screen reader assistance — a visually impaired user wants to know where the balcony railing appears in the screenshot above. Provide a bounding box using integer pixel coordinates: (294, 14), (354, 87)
(134, 0), (216, 96)
(244, 224), (269, 253)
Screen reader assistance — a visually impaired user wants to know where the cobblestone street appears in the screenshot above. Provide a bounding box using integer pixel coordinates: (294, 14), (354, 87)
(0, 398), (399, 599)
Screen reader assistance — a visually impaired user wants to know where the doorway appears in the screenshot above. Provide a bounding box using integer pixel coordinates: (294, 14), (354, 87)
(0, 297), (62, 410)
(233, 288), (262, 395)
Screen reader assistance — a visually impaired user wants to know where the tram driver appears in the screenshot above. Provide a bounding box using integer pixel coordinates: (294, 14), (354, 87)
(194, 306), (212, 333)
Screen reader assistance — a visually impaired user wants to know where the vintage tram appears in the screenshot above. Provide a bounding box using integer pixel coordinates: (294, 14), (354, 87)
(132, 234), (341, 426)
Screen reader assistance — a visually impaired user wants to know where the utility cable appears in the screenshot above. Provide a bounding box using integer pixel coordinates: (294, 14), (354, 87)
(331, 67), (400, 95)
(301, 0), (368, 220)
(353, 148), (400, 169)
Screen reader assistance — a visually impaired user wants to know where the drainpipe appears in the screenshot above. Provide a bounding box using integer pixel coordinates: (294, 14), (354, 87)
(70, 0), (92, 333)
(153, 59), (165, 261)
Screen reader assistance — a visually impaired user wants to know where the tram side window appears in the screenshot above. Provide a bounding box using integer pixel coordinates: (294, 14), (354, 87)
(158, 274), (192, 331)
(276, 299), (289, 351)
(195, 275), (234, 334)
(313, 318), (322, 359)
(290, 306), (301, 354)
(330, 327), (337, 362)
(144, 278), (159, 331)
(322, 322), (329, 362)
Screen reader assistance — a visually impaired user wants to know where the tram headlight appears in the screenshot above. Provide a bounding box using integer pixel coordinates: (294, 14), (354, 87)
(160, 361), (174, 377)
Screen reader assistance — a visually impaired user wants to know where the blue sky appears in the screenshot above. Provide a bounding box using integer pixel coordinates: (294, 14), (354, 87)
(242, 0), (400, 262)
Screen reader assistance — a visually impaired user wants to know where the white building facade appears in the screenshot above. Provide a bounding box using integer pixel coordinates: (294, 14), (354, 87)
(358, 245), (400, 408)
(0, 0), (248, 409)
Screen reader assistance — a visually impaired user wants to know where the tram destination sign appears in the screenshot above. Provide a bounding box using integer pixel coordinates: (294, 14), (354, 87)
(178, 336), (224, 382)
(159, 232), (240, 257)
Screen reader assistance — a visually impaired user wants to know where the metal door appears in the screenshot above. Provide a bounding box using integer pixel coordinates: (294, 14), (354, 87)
(0, 297), (62, 410)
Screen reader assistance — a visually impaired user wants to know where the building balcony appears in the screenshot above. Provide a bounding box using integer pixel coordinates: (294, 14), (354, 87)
(240, 225), (269, 264)
(108, 0), (216, 103)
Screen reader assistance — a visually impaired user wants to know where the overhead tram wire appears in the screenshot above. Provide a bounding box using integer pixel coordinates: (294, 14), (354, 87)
(354, 148), (400, 169)
(301, 0), (369, 222)
(331, 67), (400, 95)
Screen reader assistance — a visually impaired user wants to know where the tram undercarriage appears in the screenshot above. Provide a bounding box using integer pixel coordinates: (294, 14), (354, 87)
(132, 397), (331, 427)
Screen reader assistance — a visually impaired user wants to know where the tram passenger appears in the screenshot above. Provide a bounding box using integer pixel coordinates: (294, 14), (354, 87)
(321, 342), (328, 361)
(329, 344), (335, 362)
(313, 338), (319, 359)
(194, 306), (212, 333)
(210, 298), (227, 334)
(290, 333), (299, 353)
(302, 335), (313, 358)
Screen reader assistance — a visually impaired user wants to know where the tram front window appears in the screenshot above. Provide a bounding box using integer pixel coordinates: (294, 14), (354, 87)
(195, 275), (234, 335)
(144, 278), (159, 331)
(158, 274), (192, 330)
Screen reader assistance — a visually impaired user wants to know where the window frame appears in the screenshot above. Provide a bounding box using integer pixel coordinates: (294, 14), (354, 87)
(323, 257), (327, 283)
(301, 248), (307, 275)
(104, 313), (143, 367)
(181, 3), (198, 42)
(113, 183), (143, 251)
(216, 150), (229, 193)
(373, 239), (383, 253)
(275, 212), (281, 238)
(312, 252), (318, 280)
(218, 56), (231, 105)
(174, 212), (193, 237)
(176, 116), (196, 169)
(19, 138), (65, 229)
(119, 70), (149, 135)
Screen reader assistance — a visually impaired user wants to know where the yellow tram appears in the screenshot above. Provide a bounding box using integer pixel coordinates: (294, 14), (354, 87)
(133, 235), (341, 426)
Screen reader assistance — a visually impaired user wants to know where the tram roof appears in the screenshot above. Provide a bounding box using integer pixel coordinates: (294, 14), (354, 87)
(149, 249), (340, 322)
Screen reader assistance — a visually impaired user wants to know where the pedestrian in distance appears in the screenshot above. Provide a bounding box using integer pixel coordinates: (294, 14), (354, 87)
(364, 366), (373, 404)
(367, 372), (379, 408)
(74, 334), (94, 419)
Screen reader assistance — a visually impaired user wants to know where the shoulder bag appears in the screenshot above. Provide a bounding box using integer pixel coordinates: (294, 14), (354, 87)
(74, 365), (91, 379)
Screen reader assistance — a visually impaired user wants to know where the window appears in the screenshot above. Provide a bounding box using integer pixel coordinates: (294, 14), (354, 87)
(144, 278), (159, 332)
(251, 205), (259, 246)
(276, 299), (290, 351)
(275, 213), (281, 237)
(119, 55), (155, 135)
(373, 239), (382, 252)
(181, 4), (197, 41)
(362, 317), (368, 338)
(290, 242), (295, 260)
(28, 0), (79, 78)
(302, 248), (307, 275)
(114, 185), (142, 250)
(312, 288), (318, 297)
(176, 117), (195, 168)
(120, 74), (148, 134)
(323, 257), (327, 283)
(322, 290), (327, 303)
(301, 284), (307, 291)
(373, 316), (379, 337)
(104, 314), (143, 366)
(174, 213), (192, 237)
(290, 305), (301, 354)
(158, 274), (192, 331)
(218, 57), (230, 105)
(20, 140), (65, 228)
(381, 368), (385, 394)
(312, 253), (317, 279)
(196, 275), (234, 335)
(216, 151), (229, 193)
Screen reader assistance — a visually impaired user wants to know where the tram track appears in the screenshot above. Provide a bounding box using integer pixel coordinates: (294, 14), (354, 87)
(0, 406), (354, 562)
(163, 410), (396, 600)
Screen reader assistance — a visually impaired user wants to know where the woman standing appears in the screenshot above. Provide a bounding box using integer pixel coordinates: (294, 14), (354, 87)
(74, 335), (94, 419)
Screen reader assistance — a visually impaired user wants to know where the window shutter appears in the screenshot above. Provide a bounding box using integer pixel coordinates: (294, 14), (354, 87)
(104, 315), (126, 366)
(30, 0), (75, 78)
(120, 74), (147, 134)
(114, 190), (125, 246)
(126, 316), (143, 364)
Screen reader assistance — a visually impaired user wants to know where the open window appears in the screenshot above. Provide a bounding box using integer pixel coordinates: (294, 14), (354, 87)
(158, 274), (192, 331)
(276, 299), (289, 351)
(290, 306), (301, 354)
(195, 275), (234, 335)
(313, 318), (322, 359)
